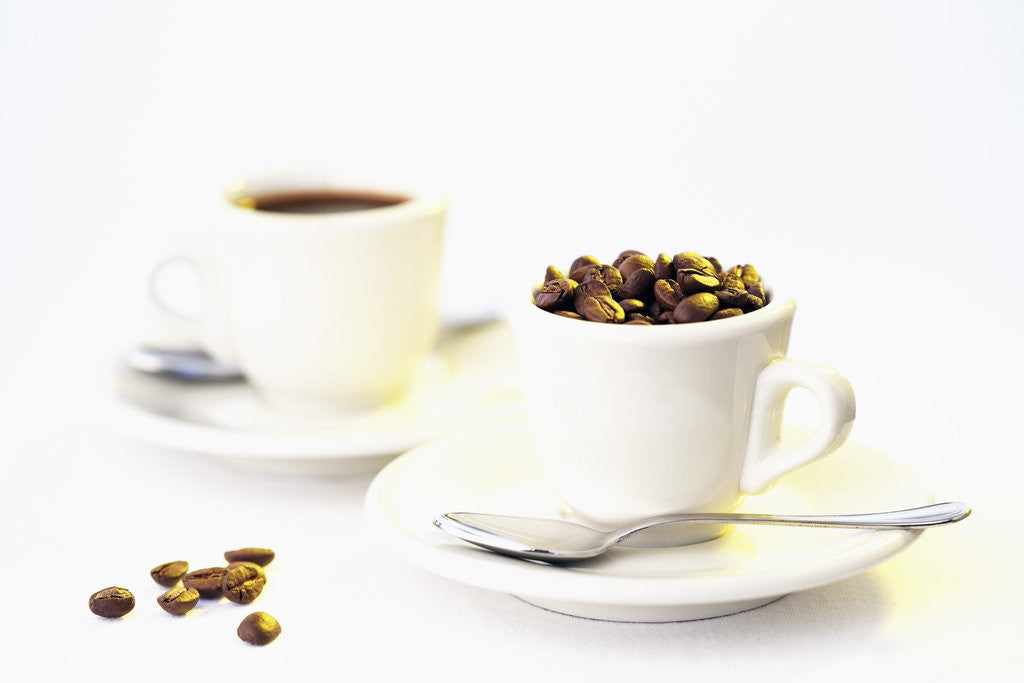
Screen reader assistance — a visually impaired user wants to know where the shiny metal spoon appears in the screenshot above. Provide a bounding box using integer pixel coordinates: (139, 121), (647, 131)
(433, 501), (971, 563)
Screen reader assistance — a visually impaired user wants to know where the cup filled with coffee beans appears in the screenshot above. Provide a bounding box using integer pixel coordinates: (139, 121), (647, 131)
(511, 250), (856, 544)
(148, 173), (447, 413)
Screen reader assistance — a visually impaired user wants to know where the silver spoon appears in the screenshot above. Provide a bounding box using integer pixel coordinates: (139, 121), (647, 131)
(433, 501), (971, 563)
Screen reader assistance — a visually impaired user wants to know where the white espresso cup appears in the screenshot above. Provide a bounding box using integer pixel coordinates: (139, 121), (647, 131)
(511, 289), (856, 543)
(149, 174), (447, 413)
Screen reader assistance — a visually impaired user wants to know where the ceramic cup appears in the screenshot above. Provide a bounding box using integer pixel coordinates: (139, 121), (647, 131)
(511, 290), (856, 544)
(148, 174), (447, 413)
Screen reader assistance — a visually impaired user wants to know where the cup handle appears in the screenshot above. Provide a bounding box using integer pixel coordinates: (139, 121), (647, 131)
(740, 358), (856, 495)
(147, 248), (235, 363)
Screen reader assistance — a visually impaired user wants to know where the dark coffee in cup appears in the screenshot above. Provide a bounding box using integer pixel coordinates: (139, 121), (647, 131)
(236, 189), (409, 214)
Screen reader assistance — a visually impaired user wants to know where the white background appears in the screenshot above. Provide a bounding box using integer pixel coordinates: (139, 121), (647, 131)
(1, 1), (1021, 681)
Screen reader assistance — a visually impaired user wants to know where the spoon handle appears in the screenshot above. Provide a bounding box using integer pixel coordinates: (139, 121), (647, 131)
(617, 502), (971, 541)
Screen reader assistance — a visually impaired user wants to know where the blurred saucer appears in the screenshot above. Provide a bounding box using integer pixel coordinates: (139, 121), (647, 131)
(365, 416), (932, 621)
(110, 322), (521, 475)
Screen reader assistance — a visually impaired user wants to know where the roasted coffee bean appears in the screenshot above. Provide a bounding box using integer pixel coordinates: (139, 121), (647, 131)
(533, 251), (768, 325)
(714, 272), (747, 307)
(677, 270), (720, 294)
(614, 268), (655, 300)
(737, 264), (760, 287)
(534, 278), (577, 310)
(624, 319), (652, 325)
(618, 298), (646, 315)
(653, 278), (684, 310)
(544, 265), (564, 283)
(617, 254), (655, 278)
(573, 279), (612, 314)
(653, 253), (675, 280)
(237, 611), (282, 646)
(222, 562), (267, 604)
(581, 296), (625, 323)
(150, 560), (189, 587)
(741, 293), (764, 312)
(672, 252), (716, 277)
(612, 250), (646, 268)
(569, 255), (600, 274)
(89, 587), (135, 618)
(673, 292), (719, 323)
(747, 281), (767, 304)
(157, 586), (200, 615)
(182, 567), (227, 599)
(224, 547), (276, 567)
(709, 308), (744, 320)
(573, 264), (623, 292)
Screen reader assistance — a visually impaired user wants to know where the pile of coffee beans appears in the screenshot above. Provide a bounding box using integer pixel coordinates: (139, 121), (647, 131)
(534, 251), (770, 324)
(87, 546), (281, 646)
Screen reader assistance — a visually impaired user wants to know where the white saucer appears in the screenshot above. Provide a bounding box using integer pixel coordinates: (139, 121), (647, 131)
(110, 323), (522, 475)
(365, 416), (932, 622)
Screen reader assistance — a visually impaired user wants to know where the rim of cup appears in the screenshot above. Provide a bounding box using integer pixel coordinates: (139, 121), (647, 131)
(219, 174), (447, 228)
(514, 286), (796, 345)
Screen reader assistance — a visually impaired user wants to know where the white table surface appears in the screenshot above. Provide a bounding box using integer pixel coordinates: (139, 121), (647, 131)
(1, 2), (1021, 680)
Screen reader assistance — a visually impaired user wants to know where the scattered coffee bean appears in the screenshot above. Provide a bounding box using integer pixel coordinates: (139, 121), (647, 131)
(224, 547), (276, 567)
(182, 567), (227, 599)
(150, 560), (189, 587)
(534, 251), (770, 324)
(89, 587), (135, 618)
(237, 611), (281, 646)
(157, 586), (200, 615)
(222, 562), (267, 604)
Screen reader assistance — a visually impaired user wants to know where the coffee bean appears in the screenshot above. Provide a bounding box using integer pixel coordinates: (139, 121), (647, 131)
(157, 586), (200, 615)
(581, 296), (625, 323)
(677, 270), (720, 294)
(569, 255), (600, 274)
(615, 267), (655, 300)
(182, 567), (226, 599)
(741, 293), (765, 312)
(673, 292), (719, 323)
(222, 562), (267, 604)
(573, 279), (612, 314)
(553, 310), (584, 320)
(237, 611), (281, 646)
(624, 319), (652, 325)
(618, 299), (646, 315)
(574, 264), (623, 292)
(224, 548), (276, 567)
(653, 253), (675, 279)
(747, 281), (767, 304)
(653, 278), (684, 310)
(89, 587), (135, 618)
(612, 250), (646, 268)
(544, 265), (564, 283)
(533, 251), (769, 325)
(534, 278), (577, 310)
(150, 560), (189, 587)
(617, 254), (655, 278)
(709, 308), (744, 320)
